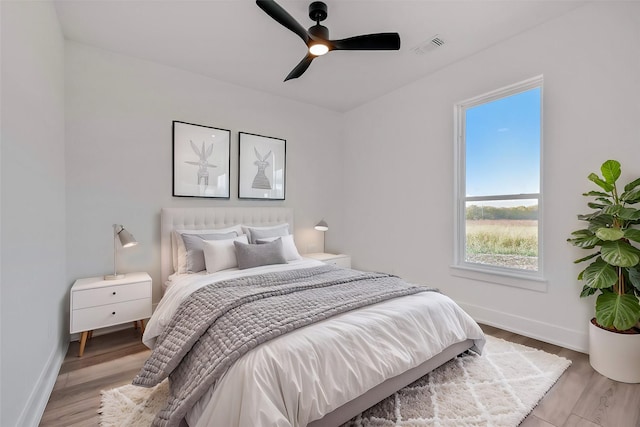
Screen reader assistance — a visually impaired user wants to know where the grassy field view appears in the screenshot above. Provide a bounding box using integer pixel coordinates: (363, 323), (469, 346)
(465, 219), (538, 270)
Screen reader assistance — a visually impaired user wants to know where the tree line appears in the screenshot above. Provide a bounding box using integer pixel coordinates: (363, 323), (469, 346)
(466, 204), (538, 220)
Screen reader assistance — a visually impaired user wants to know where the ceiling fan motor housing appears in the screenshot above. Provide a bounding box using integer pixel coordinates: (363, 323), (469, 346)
(309, 24), (329, 40)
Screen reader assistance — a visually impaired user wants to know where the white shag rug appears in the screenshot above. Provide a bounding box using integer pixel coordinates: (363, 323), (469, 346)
(99, 336), (571, 427)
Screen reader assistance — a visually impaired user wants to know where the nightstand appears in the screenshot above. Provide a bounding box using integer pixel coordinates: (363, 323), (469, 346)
(305, 252), (351, 268)
(70, 272), (152, 357)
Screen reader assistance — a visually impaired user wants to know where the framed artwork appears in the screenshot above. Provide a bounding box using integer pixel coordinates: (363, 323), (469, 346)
(238, 132), (286, 200)
(173, 121), (230, 198)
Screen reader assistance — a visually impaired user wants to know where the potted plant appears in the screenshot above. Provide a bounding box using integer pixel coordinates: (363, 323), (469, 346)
(568, 159), (640, 383)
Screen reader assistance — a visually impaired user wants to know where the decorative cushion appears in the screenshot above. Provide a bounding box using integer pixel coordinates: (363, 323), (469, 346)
(256, 234), (303, 261)
(242, 223), (289, 244)
(182, 232), (238, 273)
(202, 235), (249, 274)
(234, 238), (287, 270)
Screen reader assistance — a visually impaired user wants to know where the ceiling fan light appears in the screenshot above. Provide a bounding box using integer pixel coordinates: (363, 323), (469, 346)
(309, 43), (329, 56)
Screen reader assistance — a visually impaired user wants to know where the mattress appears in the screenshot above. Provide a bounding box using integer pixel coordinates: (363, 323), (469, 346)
(142, 261), (485, 427)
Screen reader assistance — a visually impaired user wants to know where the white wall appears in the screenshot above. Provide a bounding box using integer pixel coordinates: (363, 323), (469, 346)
(0, 1), (67, 425)
(65, 42), (345, 304)
(338, 2), (640, 352)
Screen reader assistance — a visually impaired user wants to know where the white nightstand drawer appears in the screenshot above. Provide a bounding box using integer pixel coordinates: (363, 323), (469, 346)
(71, 298), (151, 333)
(73, 281), (150, 309)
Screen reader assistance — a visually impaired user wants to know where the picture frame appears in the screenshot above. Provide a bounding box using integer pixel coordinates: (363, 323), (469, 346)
(238, 132), (286, 200)
(173, 121), (231, 198)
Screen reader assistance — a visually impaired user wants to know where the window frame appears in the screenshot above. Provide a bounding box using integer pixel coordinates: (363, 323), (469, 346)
(453, 76), (545, 286)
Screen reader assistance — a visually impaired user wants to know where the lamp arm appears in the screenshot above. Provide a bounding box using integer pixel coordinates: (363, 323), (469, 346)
(323, 231), (326, 254)
(113, 224), (119, 277)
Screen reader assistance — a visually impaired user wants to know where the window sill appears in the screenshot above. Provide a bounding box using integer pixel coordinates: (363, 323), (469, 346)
(450, 264), (548, 293)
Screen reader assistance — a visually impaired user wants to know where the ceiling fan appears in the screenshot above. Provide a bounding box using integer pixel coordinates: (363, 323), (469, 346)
(256, 0), (401, 81)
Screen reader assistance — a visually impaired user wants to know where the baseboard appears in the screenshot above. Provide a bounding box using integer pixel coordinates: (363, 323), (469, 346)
(457, 301), (588, 353)
(16, 338), (69, 427)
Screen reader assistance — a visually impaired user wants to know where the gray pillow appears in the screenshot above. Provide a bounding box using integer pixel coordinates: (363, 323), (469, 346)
(182, 232), (238, 273)
(247, 224), (289, 244)
(234, 238), (287, 270)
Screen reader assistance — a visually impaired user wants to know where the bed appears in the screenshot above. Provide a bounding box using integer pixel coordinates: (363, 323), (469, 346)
(137, 207), (485, 427)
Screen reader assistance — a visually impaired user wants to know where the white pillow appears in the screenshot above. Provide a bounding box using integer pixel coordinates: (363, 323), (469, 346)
(203, 235), (249, 274)
(256, 234), (303, 261)
(173, 225), (244, 274)
(242, 223), (290, 243)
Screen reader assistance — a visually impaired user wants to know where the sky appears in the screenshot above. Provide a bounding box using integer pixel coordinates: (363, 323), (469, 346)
(465, 87), (541, 203)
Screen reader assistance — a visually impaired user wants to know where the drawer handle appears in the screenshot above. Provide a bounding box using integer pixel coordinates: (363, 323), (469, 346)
(112, 292), (116, 295)
(112, 312), (116, 315)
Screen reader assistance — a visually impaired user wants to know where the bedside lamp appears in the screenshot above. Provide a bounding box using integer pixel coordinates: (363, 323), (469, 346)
(314, 220), (328, 253)
(105, 224), (138, 280)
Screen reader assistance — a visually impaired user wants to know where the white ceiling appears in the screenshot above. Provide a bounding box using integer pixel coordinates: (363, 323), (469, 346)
(54, 0), (585, 112)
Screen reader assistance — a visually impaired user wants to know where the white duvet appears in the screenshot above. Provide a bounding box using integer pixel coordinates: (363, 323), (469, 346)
(143, 260), (485, 427)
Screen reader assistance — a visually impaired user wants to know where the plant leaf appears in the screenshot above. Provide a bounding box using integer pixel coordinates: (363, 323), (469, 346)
(567, 230), (601, 248)
(588, 173), (614, 192)
(595, 197), (613, 205)
(624, 177), (640, 192)
(617, 207), (640, 221)
(587, 215), (614, 233)
(570, 229), (594, 237)
(588, 202), (608, 210)
(621, 187), (640, 204)
(600, 160), (621, 184)
(580, 285), (598, 298)
(600, 240), (640, 267)
(573, 252), (600, 264)
(602, 205), (622, 216)
(596, 292), (640, 331)
(628, 267), (640, 292)
(624, 228), (640, 243)
(595, 228), (625, 241)
(583, 191), (612, 198)
(583, 258), (618, 289)
(578, 211), (605, 221)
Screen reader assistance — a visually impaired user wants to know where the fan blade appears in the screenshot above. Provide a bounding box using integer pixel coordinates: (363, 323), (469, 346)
(256, 0), (309, 44)
(331, 33), (400, 51)
(284, 54), (315, 81)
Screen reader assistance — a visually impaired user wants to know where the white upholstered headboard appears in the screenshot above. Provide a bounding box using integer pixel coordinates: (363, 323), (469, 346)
(160, 207), (294, 285)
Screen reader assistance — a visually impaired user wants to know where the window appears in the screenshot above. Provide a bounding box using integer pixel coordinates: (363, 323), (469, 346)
(454, 76), (543, 280)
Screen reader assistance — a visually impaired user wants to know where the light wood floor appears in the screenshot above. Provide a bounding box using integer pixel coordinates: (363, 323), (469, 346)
(39, 324), (640, 427)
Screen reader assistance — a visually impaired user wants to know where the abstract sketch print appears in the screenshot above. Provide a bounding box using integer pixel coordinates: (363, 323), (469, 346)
(185, 140), (216, 187)
(252, 147), (272, 190)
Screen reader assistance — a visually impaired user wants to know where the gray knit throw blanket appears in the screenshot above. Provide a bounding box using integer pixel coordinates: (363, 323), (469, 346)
(133, 265), (434, 427)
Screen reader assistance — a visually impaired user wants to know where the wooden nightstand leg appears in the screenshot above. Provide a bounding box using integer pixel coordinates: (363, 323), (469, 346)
(133, 321), (138, 329)
(139, 319), (146, 333)
(78, 331), (89, 357)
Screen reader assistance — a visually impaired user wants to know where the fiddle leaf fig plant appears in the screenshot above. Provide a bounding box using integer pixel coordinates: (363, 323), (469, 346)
(567, 160), (640, 331)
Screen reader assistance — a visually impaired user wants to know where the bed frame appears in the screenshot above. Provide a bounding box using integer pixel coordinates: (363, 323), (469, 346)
(160, 207), (474, 427)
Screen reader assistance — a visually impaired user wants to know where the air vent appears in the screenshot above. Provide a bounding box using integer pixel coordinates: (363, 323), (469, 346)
(431, 36), (445, 47)
(412, 35), (445, 55)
